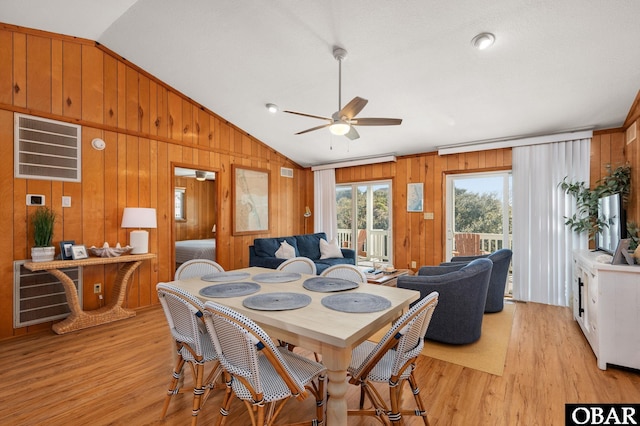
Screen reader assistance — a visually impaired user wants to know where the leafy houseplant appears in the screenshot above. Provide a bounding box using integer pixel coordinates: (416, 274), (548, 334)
(628, 221), (639, 252)
(560, 164), (632, 240)
(31, 206), (57, 262)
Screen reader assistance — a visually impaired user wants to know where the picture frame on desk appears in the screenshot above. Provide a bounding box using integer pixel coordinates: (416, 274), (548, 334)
(70, 244), (88, 260)
(611, 238), (631, 265)
(59, 240), (75, 260)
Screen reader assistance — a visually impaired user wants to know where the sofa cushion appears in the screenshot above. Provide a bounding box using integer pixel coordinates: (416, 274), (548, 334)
(253, 236), (298, 257)
(294, 233), (326, 260)
(275, 240), (296, 259)
(319, 238), (343, 259)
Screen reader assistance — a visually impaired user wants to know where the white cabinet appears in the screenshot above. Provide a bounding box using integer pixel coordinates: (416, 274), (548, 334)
(572, 250), (640, 370)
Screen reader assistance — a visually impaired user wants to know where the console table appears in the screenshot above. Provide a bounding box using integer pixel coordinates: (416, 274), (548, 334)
(572, 249), (640, 370)
(23, 253), (156, 334)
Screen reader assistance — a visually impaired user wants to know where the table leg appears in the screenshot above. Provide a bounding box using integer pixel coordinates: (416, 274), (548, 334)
(48, 261), (143, 334)
(322, 347), (352, 426)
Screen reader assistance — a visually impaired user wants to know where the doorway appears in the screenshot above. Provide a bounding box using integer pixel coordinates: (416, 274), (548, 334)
(336, 180), (392, 266)
(445, 171), (512, 292)
(172, 166), (218, 272)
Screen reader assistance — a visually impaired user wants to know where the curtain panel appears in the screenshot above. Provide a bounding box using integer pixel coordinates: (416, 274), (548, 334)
(512, 138), (590, 306)
(313, 169), (337, 240)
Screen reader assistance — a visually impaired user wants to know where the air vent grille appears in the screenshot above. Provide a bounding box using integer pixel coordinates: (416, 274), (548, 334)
(14, 113), (82, 182)
(13, 260), (83, 328)
(280, 167), (294, 178)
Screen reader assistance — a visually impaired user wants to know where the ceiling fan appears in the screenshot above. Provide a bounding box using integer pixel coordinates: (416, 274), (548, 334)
(284, 47), (402, 140)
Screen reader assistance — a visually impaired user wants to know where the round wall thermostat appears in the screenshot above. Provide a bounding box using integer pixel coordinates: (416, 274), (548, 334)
(91, 138), (106, 150)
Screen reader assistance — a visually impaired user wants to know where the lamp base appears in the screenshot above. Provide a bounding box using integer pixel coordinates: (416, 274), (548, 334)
(129, 230), (149, 254)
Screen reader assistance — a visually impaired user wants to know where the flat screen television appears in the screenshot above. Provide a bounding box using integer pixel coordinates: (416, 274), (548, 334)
(595, 193), (625, 255)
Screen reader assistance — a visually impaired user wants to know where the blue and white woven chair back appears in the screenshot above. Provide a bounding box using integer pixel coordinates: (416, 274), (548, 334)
(320, 264), (367, 283)
(175, 259), (224, 280)
(203, 300), (307, 399)
(277, 257), (317, 275)
(156, 282), (214, 360)
(351, 291), (438, 380)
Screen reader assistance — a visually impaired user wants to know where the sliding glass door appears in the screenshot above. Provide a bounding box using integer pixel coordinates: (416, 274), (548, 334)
(336, 180), (392, 265)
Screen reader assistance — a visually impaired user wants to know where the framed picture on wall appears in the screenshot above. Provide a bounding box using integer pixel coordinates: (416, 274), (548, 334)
(232, 165), (270, 235)
(407, 183), (424, 212)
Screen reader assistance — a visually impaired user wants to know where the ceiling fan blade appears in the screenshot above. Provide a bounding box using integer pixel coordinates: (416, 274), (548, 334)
(284, 110), (331, 121)
(345, 126), (360, 140)
(339, 96), (368, 119)
(294, 123), (332, 135)
(351, 117), (403, 126)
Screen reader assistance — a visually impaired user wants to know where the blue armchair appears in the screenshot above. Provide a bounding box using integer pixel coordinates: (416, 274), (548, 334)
(441, 248), (513, 313)
(397, 258), (492, 344)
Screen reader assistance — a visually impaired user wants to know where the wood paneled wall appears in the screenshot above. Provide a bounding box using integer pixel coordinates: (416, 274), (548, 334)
(623, 91), (640, 222)
(173, 176), (217, 241)
(0, 24), (313, 339)
(336, 149), (513, 270)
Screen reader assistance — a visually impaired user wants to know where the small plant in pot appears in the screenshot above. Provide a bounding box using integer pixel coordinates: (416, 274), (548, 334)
(628, 221), (640, 263)
(31, 206), (57, 262)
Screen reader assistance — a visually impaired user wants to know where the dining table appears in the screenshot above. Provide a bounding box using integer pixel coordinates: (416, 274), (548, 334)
(168, 266), (420, 426)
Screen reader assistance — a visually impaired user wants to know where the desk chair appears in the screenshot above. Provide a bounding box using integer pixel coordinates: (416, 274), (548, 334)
(203, 301), (327, 426)
(156, 283), (223, 426)
(175, 259), (224, 280)
(347, 292), (439, 425)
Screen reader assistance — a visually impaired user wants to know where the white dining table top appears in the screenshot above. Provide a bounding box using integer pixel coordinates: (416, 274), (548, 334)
(169, 266), (420, 350)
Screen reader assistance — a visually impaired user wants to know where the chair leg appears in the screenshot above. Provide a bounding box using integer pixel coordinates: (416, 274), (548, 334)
(191, 361), (205, 426)
(407, 372), (429, 426)
(161, 353), (186, 418)
(216, 372), (234, 426)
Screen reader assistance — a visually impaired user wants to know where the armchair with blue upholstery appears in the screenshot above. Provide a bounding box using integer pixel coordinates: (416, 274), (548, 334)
(440, 248), (513, 313)
(397, 258), (492, 344)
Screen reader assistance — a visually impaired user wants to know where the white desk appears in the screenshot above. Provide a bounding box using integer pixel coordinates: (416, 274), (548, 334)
(170, 266), (420, 426)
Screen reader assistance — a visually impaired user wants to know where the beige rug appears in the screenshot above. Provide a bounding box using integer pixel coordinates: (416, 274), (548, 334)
(370, 301), (516, 376)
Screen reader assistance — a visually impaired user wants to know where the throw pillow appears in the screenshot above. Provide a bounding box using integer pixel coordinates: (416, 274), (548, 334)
(275, 240), (296, 259)
(319, 238), (344, 259)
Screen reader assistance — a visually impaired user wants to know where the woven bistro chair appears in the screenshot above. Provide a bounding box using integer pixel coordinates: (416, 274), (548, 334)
(203, 300), (327, 426)
(156, 283), (223, 425)
(347, 291), (439, 426)
(320, 264), (367, 283)
(175, 259), (225, 280)
(276, 256), (317, 275)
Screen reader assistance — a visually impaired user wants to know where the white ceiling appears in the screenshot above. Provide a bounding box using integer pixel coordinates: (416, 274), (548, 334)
(3, 0), (640, 167)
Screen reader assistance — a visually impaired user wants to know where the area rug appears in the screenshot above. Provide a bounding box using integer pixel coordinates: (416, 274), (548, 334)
(369, 301), (516, 376)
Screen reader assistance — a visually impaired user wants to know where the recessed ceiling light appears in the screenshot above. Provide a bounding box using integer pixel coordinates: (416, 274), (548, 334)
(471, 32), (495, 50)
(266, 103), (279, 113)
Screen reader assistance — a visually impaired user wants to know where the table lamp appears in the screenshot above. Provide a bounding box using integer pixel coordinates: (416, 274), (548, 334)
(121, 207), (157, 254)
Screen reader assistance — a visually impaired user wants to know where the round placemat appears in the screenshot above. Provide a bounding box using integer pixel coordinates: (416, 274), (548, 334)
(252, 272), (301, 283)
(199, 282), (261, 298)
(303, 276), (359, 292)
(201, 271), (251, 282)
(321, 293), (391, 313)
(242, 292), (311, 311)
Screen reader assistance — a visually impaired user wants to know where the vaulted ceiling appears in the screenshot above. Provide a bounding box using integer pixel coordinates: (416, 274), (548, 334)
(3, 1), (640, 166)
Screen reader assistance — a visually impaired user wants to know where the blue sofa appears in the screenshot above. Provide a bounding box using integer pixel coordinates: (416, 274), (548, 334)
(249, 232), (356, 274)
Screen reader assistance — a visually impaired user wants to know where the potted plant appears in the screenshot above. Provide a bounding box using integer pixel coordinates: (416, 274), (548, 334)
(31, 206), (57, 262)
(628, 221), (640, 263)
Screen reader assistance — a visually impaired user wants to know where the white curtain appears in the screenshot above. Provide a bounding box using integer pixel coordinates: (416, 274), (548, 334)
(512, 138), (590, 306)
(313, 168), (337, 240)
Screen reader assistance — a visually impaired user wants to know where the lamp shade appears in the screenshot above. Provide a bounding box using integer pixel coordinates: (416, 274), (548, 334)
(121, 208), (157, 229)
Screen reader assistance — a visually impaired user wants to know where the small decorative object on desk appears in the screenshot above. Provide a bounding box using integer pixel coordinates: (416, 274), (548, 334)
(89, 242), (133, 258)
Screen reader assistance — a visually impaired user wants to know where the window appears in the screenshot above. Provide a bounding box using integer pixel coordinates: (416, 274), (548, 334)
(174, 187), (186, 221)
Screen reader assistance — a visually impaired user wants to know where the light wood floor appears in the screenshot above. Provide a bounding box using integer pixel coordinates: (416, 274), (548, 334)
(1, 301), (639, 425)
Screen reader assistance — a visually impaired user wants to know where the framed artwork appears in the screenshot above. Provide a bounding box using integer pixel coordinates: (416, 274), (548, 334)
(232, 165), (270, 235)
(407, 183), (424, 212)
(174, 187), (186, 221)
(59, 240), (75, 260)
(70, 244), (89, 260)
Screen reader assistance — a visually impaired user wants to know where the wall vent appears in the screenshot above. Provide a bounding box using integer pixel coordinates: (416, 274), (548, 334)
(13, 260), (83, 328)
(14, 113), (82, 182)
(280, 167), (294, 178)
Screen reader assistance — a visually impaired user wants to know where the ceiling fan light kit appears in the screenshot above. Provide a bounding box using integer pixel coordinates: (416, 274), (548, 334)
(195, 170), (207, 181)
(265, 103), (279, 113)
(284, 46), (402, 141)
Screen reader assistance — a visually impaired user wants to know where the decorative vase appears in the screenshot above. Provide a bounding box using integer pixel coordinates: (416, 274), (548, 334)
(31, 246), (55, 262)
